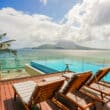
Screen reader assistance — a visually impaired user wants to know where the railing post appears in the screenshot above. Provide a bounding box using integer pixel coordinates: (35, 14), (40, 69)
(64, 64), (71, 73)
(0, 71), (1, 80)
(0, 63), (2, 80)
(82, 57), (84, 72)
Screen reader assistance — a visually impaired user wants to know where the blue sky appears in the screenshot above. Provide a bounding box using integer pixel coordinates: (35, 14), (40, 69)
(0, 0), (79, 21)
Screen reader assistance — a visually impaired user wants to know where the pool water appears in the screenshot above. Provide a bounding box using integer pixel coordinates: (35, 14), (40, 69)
(30, 59), (110, 82)
(31, 62), (59, 73)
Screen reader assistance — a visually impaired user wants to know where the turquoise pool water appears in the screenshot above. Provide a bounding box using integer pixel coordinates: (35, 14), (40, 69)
(31, 59), (110, 83)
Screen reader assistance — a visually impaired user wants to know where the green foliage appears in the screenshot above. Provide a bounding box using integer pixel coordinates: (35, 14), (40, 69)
(0, 33), (7, 39)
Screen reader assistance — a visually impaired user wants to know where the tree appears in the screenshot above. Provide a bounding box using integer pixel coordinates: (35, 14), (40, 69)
(0, 33), (7, 39)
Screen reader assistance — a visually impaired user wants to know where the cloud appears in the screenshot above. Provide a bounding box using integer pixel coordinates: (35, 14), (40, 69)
(0, 7), (61, 48)
(86, 0), (110, 26)
(0, 0), (110, 49)
(40, 0), (48, 5)
(62, 0), (110, 48)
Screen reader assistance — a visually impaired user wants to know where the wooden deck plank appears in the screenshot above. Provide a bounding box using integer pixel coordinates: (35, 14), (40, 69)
(1, 84), (8, 110)
(40, 102), (53, 110)
(0, 83), (2, 110)
(1, 85), (4, 110)
(4, 83), (15, 110)
(8, 81), (17, 110)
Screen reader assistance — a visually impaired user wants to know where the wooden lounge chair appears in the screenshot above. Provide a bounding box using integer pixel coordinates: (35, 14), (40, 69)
(52, 71), (102, 110)
(97, 81), (110, 88)
(81, 67), (110, 104)
(87, 66), (110, 85)
(12, 78), (65, 110)
(82, 84), (110, 103)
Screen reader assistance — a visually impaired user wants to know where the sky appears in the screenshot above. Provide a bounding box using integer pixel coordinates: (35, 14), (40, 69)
(0, 0), (110, 49)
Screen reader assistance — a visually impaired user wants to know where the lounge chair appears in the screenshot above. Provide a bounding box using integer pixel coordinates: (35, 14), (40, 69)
(62, 72), (76, 80)
(52, 71), (102, 110)
(81, 67), (110, 104)
(62, 66), (110, 105)
(98, 81), (110, 88)
(12, 78), (65, 110)
(87, 66), (110, 85)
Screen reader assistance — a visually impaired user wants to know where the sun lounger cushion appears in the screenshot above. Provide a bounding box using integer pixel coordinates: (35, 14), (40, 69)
(81, 86), (103, 100)
(13, 81), (37, 104)
(89, 83), (110, 94)
(98, 81), (110, 87)
(66, 92), (96, 109)
(43, 76), (61, 82)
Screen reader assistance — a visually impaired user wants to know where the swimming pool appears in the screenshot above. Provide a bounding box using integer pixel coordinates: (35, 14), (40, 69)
(30, 59), (110, 82)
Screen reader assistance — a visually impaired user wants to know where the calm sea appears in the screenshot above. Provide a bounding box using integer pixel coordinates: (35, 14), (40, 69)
(0, 49), (110, 71)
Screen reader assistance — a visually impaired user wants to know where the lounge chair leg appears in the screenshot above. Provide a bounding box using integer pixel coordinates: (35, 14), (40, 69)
(14, 92), (17, 101)
(93, 105), (96, 110)
(101, 102), (105, 106)
(39, 103), (41, 110)
(32, 103), (41, 110)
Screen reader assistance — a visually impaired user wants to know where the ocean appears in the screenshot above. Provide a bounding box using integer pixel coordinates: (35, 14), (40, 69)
(0, 49), (110, 71)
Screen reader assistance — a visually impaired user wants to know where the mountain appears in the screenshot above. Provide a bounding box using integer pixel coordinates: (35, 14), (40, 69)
(55, 40), (91, 49)
(32, 40), (109, 50)
(33, 41), (94, 50)
(32, 44), (64, 49)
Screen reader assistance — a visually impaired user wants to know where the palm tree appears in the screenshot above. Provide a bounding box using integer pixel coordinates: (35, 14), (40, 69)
(0, 33), (17, 55)
(0, 33), (7, 39)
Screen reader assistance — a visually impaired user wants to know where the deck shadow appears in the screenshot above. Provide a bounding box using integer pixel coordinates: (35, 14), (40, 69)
(4, 97), (26, 110)
(3, 95), (110, 110)
(95, 102), (110, 110)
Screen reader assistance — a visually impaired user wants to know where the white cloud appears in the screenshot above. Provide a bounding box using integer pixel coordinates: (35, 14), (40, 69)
(40, 0), (48, 5)
(62, 0), (110, 48)
(0, 0), (110, 49)
(0, 8), (61, 48)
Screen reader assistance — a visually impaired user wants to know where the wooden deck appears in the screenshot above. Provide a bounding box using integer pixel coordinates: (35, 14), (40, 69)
(0, 73), (110, 110)
(0, 73), (63, 110)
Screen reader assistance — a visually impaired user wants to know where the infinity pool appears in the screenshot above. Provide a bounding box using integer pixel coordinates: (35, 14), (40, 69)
(31, 59), (110, 82)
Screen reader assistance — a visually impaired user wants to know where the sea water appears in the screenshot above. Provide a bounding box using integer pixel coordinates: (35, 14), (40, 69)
(0, 49), (110, 82)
